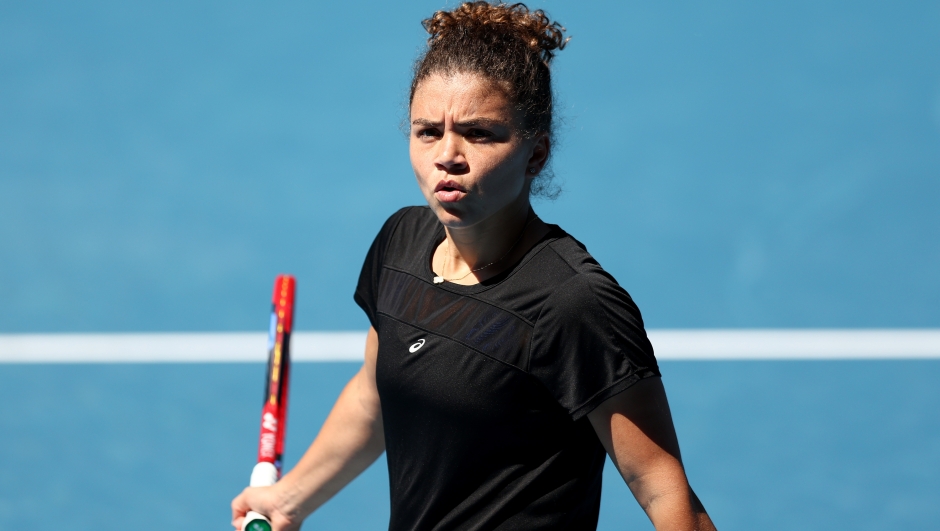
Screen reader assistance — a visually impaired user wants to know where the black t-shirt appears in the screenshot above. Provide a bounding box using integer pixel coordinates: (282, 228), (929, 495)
(355, 206), (660, 531)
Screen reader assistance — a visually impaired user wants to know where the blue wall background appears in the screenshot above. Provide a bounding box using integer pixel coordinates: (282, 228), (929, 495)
(2, 0), (938, 332)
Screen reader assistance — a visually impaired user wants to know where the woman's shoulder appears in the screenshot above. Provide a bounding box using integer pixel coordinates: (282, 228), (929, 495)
(526, 228), (657, 412)
(394, 205), (438, 231)
(374, 205), (438, 244)
(534, 228), (644, 324)
(368, 205), (440, 273)
(539, 228), (618, 287)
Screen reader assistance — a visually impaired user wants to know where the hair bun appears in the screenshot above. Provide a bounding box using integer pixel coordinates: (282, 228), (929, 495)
(423, 2), (569, 64)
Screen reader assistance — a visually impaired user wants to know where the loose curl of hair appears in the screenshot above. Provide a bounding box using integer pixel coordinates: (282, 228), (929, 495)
(410, 2), (569, 199)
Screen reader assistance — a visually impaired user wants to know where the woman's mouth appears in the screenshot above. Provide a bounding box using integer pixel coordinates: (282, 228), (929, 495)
(434, 180), (468, 203)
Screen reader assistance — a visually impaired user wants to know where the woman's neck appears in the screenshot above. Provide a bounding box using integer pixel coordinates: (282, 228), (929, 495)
(436, 199), (548, 285)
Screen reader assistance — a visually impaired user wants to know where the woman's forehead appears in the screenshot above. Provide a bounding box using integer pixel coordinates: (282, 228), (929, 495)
(410, 72), (517, 122)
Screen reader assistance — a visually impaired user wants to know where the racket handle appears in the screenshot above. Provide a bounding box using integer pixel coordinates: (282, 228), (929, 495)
(243, 511), (272, 531)
(242, 462), (279, 531)
(249, 462), (279, 487)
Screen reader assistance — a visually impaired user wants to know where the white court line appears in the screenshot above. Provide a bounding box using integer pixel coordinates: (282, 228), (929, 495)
(647, 329), (940, 360)
(0, 330), (938, 363)
(0, 332), (367, 363)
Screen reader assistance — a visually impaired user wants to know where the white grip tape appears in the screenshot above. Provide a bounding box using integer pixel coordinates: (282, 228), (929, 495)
(242, 462), (279, 531)
(249, 462), (279, 487)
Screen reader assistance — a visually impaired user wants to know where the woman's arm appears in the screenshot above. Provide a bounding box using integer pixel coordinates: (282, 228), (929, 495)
(587, 377), (716, 531)
(231, 327), (385, 531)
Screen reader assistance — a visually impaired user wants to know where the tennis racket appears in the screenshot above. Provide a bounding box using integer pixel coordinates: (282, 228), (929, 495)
(243, 274), (296, 531)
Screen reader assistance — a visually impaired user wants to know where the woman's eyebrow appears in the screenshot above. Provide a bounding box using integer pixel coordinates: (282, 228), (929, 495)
(410, 118), (508, 128)
(411, 118), (440, 127)
(454, 118), (507, 128)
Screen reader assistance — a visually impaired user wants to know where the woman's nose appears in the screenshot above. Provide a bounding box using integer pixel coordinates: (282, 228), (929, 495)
(434, 132), (468, 174)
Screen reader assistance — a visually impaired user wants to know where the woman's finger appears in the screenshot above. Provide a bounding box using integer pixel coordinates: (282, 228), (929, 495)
(230, 488), (251, 524)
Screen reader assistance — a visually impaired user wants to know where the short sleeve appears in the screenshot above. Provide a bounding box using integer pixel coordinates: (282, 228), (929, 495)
(528, 273), (660, 421)
(353, 208), (410, 329)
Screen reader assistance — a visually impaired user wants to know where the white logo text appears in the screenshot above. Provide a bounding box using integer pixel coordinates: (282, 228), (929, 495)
(409, 339), (426, 353)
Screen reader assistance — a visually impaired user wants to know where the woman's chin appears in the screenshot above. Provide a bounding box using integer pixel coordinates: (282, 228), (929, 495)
(429, 203), (477, 228)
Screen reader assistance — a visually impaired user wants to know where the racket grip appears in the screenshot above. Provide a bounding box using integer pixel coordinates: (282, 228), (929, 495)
(249, 462), (279, 487)
(243, 511), (272, 531)
(242, 462), (279, 531)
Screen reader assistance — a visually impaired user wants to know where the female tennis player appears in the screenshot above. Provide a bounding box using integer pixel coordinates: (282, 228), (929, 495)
(233, 2), (716, 530)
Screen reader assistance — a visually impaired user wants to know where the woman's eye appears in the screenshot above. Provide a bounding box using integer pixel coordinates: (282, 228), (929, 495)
(466, 129), (493, 139)
(415, 128), (441, 139)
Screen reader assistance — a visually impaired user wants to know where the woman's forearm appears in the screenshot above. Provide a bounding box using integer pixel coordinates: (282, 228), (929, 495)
(589, 378), (717, 530)
(631, 472), (716, 531)
(275, 364), (385, 522)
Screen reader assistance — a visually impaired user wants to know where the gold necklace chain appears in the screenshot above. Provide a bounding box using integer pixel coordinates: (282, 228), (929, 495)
(433, 215), (540, 284)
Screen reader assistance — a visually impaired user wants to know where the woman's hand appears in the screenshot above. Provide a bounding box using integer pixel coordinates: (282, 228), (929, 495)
(588, 377), (716, 531)
(231, 483), (300, 531)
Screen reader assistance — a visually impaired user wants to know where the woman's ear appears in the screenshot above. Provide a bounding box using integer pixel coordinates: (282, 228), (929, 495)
(526, 134), (550, 176)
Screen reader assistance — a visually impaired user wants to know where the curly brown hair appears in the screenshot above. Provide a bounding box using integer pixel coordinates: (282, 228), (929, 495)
(410, 1), (569, 198)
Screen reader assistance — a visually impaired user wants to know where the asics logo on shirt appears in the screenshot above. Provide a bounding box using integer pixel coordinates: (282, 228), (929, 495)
(409, 339), (426, 353)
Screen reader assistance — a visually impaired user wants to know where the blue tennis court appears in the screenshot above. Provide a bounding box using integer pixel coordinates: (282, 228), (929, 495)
(3, 359), (938, 530)
(2, 0), (939, 529)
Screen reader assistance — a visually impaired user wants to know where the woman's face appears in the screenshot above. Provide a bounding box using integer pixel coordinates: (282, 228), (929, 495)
(410, 72), (547, 229)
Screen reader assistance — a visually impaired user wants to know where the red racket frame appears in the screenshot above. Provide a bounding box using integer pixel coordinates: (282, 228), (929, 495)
(257, 274), (295, 475)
